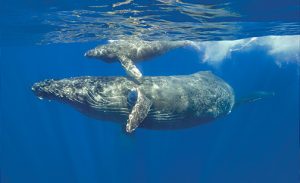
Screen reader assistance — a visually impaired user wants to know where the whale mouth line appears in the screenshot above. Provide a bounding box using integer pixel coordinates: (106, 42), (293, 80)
(84, 50), (92, 57)
(32, 83), (47, 100)
(84, 49), (103, 58)
(32, 80), (56, 101)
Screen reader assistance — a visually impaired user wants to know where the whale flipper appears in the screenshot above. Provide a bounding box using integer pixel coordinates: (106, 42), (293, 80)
(118, 55), (142, 83)
(126, 88), (152, 133)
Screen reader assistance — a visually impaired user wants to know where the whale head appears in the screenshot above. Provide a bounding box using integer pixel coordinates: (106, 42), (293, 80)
(32, 77), (134, 121)
(84, 45), (117, 62)
(32, 78), (97, 107)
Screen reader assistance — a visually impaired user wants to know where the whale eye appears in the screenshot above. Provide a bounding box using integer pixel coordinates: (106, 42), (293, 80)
(127, 89), (138, 107)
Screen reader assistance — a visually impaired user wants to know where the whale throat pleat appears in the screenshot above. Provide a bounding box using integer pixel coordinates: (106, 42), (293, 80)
(148, 111), (184, 121)
(85, 90), (129, 114)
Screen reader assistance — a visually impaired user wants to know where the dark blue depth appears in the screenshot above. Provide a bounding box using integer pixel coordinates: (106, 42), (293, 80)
(1, 1), (299, 183)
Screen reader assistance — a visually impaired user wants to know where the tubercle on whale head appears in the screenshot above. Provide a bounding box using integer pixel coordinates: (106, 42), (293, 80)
(31, 79), (74, 102)
(33, 80), (67, 102)
(84, 48), (103, 58)
(84, 44), (111, 57)
(31, 77), (133, 107)
(32, 79), (55, 100)
(84, 46), (116, 62)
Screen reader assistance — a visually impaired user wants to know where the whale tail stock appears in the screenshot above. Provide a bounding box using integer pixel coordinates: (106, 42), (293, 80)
(234, 91), (275, 108)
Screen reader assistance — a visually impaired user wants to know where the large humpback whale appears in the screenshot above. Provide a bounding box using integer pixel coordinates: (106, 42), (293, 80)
(32, 71), (270, 133)
(84, 39), (198, 82)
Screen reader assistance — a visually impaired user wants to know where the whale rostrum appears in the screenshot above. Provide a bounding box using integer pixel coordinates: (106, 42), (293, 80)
(84, 38), (198, 83)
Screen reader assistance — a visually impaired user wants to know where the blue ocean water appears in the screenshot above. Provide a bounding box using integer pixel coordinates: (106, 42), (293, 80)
(1, 0), (299, 183)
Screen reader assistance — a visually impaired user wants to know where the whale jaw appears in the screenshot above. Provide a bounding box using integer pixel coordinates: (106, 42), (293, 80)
(32, 78), (86, 103)
(32, 79), (58, 100)
(31, 77), (133, 115)
(84, 48), (100, 58)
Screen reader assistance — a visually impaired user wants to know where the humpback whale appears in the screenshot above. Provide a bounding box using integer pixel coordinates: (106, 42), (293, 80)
(32, 71), (270, 133)
(84, 39), (198, 82)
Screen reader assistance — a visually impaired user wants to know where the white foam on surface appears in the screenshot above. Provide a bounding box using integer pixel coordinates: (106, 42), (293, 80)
(195, 35), (300, 66)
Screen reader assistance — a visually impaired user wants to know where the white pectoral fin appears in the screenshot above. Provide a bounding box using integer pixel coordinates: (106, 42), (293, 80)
(126, 88), (152, 133)
(118, 56), (142, 83)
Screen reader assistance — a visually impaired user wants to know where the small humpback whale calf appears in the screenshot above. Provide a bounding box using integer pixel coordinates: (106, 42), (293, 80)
(84, 38), (199, 82)
(32, 71), (272, 133)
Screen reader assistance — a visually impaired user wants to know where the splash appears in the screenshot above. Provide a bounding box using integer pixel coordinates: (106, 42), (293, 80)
(195, 35), (300, 66)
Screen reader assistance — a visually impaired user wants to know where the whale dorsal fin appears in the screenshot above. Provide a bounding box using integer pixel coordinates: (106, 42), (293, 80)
(126, 88), (152, 133)
(118, 55), (142, 83)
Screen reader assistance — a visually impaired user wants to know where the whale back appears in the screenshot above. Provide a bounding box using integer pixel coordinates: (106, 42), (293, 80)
(137, 71), (235, 129)
(85, 39), (191, 62)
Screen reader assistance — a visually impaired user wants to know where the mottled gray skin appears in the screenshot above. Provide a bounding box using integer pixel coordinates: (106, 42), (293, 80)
(32, 71), (235, 130)
(84, 39), (198, 83)
(84, 39), (195, 63)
